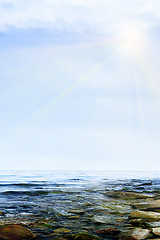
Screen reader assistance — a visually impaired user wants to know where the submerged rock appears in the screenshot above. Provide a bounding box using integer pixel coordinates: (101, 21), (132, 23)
(92, 215), (113, 224)
(129, 219), (147, 228)
(0, 224), (36, 239)
(152, 227), (160, 236)
(54, 228), (71, 233)
(129, 210), (160, 221)
(119, 228), (152, 240)
(65, 233), (100, 240)
(145, 222), (160, 228)
(95, 227), (121, 235)
(132, 200), (160, 211)
(68, 210), (85, 214)
(105, 191), (154, 199)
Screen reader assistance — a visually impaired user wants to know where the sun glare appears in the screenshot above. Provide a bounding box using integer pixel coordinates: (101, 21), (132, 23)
(118, 25), (147, 58)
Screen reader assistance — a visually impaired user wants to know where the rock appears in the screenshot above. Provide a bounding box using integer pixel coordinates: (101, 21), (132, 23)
(120, 228), (152, 240)
(0, 224), (36, 239)
(132, 200), (160, 211)
(129, 210), (160, 221)
(92, 215), (113, 224)
(129, 219), (147, 228)
(52, 238), (67, 240)
(105, 191), (154, 199)
(152, 227), (160, 236)
(67, 233), (100, 240)
(67, 215), (80, 219)
(145, 222), (160, 228)
(95, 228), (120, 235)
(68, 210), (85, 214)
(54, 228), (71, 233)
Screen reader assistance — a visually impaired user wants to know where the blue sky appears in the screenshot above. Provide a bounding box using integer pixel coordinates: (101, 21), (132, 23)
(0, 0), (160, 170)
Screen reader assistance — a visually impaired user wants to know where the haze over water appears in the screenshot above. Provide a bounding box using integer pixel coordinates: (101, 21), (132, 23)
(0, 170), (159, 219)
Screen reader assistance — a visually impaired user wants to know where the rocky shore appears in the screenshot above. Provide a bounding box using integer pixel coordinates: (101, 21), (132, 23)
(0, 190), (160, 240)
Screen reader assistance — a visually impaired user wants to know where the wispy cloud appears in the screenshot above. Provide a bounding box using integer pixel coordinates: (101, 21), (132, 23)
(0, 0), (160, 34)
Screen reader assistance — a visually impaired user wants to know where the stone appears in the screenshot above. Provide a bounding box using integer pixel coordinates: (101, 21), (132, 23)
(54, 228), (71, 233)
(67, 233), (100, 240)
(132, 200), (160, 211)
(120, 228), (152, 240)
(105, 191), (154, 199)
(0, 224), (36, 239)
(68, 210), (85, 214)
(129, 219), (147, 228)
(145, 222), (160, 228)
(67, 215), (80, 219)
(95, 228), (120, 235)
(152, 227), (160, 236)
(129, 210), (160, 221)
(92, 215), (113, 224)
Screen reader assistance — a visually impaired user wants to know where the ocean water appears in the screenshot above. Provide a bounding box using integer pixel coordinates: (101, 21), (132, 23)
(0, 170), (159, 238)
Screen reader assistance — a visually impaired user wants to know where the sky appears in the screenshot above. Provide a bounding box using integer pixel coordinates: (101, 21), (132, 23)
(0, 0), (160, 170)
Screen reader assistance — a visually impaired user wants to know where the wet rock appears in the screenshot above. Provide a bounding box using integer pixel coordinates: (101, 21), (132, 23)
(152, 227), (160, 236)
(68, 210), (85, 214)
(52, 238), (66, 240)
(67, 215), (80, 219)
(92, 215), (113, 224)
(0, 224), (36, 239)
(105, 191), (154, 199)
(120, 228), (152, 240)
(129, 210), (160, 221)
(145, 222), (160, 228)
(95, 227), (121, 235)
(54, 228), (71, 233)
(129, 219), (147, 228)
(132, 200), (160, 211)
(68, 233), (100, 240)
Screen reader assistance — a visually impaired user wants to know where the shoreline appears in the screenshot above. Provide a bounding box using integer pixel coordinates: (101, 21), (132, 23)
(0, 190), (160, 239)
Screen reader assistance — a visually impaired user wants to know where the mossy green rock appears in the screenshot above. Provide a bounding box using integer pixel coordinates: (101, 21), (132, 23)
(105, 191), (154, 199)
(129, 210), (160, 221)
(54, 228), (71, 233)
(132, 200), (160, 210)
(71, 233), (100, 240)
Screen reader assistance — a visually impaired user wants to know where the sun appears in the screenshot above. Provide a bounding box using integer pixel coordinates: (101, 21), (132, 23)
(118, 24), (147, 58)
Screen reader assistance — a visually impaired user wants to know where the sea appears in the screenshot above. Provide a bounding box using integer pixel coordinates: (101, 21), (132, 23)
(0, 170), (159, 239)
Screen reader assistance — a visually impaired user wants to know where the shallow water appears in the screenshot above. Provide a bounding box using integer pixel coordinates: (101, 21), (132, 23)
(0, 170), (159, 239)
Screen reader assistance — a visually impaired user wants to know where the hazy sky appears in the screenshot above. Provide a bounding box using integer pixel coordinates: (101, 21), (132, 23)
(0, 0), (160, 170)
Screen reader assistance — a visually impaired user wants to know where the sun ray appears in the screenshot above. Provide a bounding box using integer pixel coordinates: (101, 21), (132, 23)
(132, 59), (150, 167)
(135, 53), (160, 115)
(24, 50), (117, 125)
(1, 41), (120, 141)
(1, 39), (118, 98)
